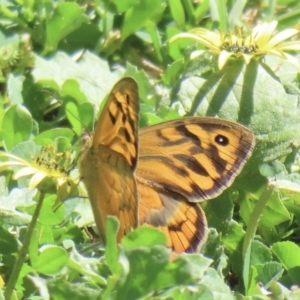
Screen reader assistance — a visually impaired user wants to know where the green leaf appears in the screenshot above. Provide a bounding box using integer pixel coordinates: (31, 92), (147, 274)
(63, 197), (95, 229)
(228, 1), (247, 28)
(38, 194), (64, 226)
(161, 59), (185, 86)
(125, 64), (152, 103)
(122, 225), (166, 249)
(34, 128), (74, 144)
(161, 284), (214, 300)
(139, 112), (162, 127)
(108, 0), (138, 13)
(167, 0), (185, 28)
(0, 226), (18, 254)
(271, 241), (300, 270)
(33, 245), (69, 275)
(62, 79), (88, 104)
(45, 3), (88, 53)
(65, 102), (82, 136)
(240, 188), (290, 229)
(276, 178), (300, 217)
(259, 161), (286, 177)
(166, 26), (193, 60)
(36, 224), (54, 245)
(121, 0), (166, 41)
(145, 22), (163, 63)
(202, 228), (228, 274)
(54, 137), (72, 152)
(7, 74), (25, 104)
(16, 264), (35, 293)
(154, 254), (211, 290)
(114, 246), (170, 299)
(194, 0), (210, 23)
(250, 240), (272, 265)
(47, 278), (100, 299)
(204, 192), (245, 277)
(287, 266), (300, 285)
(32, 51), (122, 108)
(65, 102), (94, 136)
(64, 240), (106, 286)
(245, 265), (262, 296)
(105, 216), (121, 274)
(256, 262), (284, 287)
(0, 176), (35, 225)
(10, 140), (38, 162)
(2, 105), (32, 151)
(209, 0), (228, 31)
(200, 268), (235, 300)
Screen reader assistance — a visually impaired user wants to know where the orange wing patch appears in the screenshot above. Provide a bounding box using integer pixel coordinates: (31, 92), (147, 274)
(137, 179), (207, 253)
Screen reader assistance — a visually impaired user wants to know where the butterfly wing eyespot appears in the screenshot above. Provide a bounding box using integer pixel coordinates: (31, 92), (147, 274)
(79, 77), (139, 243)
(215, 134), (229, 145)
(136, 116), (255, 253)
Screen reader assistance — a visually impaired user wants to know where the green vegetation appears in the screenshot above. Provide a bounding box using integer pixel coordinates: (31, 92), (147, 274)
(1, 0), (300, 299)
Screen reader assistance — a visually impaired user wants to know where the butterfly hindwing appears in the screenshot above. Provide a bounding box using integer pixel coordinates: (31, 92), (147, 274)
(79, 78), (139, 243)
(137, 181), (207, 253)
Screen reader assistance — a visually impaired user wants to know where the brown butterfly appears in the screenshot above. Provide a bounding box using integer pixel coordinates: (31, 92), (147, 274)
(79, 77), (255, 253)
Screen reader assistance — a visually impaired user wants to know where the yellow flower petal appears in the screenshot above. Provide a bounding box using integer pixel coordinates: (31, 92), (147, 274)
(242, 53), (252, 64)
(0, 162), (26, 172)
(253, 21), (278, 46)
(281, 52), (300, 67)
(278, 43), (300, 51)
(262, 49), (286, 58)
(29, 172), (47, 189)
(219, 51), (234, 69)
(14, 167), (38, 180)
(170, 31), (220, 51)
(190, 50), (206, 60)
(267, 29), (299, 48)
(0, 152), (29, 165)
(190, 28), (221, 44)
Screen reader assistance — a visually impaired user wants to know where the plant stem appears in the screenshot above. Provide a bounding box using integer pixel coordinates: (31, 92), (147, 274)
(4, 191), (45, 299)
(242, 182), (275, 294)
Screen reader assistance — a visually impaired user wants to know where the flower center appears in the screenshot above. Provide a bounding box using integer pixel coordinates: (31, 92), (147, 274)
(220, 28), (258, 54)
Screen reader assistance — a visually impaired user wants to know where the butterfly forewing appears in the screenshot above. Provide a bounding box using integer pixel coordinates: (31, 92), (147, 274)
(93, 78), (139, 169)
(79, 78), (139, 243)
(137, 117), (255, 202)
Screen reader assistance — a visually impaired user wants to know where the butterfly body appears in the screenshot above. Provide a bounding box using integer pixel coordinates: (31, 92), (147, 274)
(79, 77), (255, 252)
(80, 143), (138, 242)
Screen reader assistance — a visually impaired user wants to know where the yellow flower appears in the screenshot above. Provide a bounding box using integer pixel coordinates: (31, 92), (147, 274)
(170, 21), (300, 69)
(0, 145), (85, 204)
